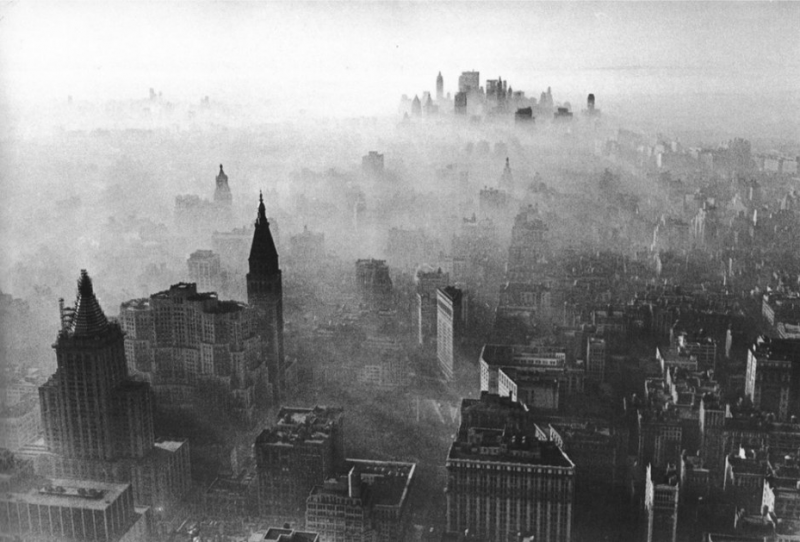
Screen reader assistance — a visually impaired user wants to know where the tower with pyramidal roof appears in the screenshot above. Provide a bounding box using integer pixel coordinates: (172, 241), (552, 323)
(247, 193), (286, 400)
(38, 270), (191, 510)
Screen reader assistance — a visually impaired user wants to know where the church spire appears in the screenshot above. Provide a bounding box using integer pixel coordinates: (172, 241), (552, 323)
(249, 192), (279, 276)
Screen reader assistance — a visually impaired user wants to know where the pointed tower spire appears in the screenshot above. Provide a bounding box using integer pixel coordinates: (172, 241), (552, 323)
(246, 192), (285, 399)
(500, 157), (513, 189)
(249, 192), (279, 275)
(71, 269), (109, 336)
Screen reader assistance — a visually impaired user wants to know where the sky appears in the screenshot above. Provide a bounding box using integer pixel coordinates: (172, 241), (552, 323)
(1, 1), (799, 125)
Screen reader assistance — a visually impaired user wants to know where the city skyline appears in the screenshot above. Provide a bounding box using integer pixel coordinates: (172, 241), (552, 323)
(2, 3), (800, 542)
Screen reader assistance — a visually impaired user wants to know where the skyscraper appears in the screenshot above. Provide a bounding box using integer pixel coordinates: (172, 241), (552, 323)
(437, 286), (466, 380)
(745, 335), (800, 421)
(39, 271), (191, 511)
(416, 268), (449, 346)
(119, 283), (263, 425)
(436, 71), (444, 101)
(645, 464), (679, 542)
(247, 193), (286, 399)
(458, 71), (480, 94)
(41, 271), (149, 462)
(214, 164), (232, 206)
(499, 157), (513, 190)
(187, 249), (223, 293)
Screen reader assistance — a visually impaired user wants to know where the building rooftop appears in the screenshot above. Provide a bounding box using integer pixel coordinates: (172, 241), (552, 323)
(438, 286), (463, 303)
(120, 298), (150, 311)
(649, 464), (680, 487)
(257, 406), (343, 446)
(448, 426), (573, 468)
(188, 249), (218, 260)
(550, 420), (613, 441)
(346, 459), (415, 508)
(3, 478), (129, 509)
(750, 335), (800, 362)
(262, 528), (319, 542)
(154, 439), (186, 453)
(499, 367), (559, 388)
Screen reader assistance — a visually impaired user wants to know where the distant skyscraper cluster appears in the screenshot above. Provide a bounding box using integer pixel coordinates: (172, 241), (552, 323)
(401, 70), (600, 124)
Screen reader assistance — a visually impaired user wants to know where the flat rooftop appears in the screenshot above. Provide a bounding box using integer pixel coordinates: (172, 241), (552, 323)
(257, 406), (343, 446)
(347, 459), (415, 508)
(3, 478), (128, 509)
(448, 427), (573, 468)
(750, 336), (800, 361)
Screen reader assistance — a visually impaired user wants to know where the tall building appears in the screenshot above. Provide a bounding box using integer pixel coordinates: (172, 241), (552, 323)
(411, 95), (422, 116)
(290, 226), (325, 265)
(187, 249), (223, 294)
(454, 92), (467, 115)
(436, 71), (444, 101)
(437, 286), (466, 380)
(499, 157), (513, 191)
(416, 269), (449, 346)
(41, 271), (139, 462)
(445, 394), (575, 542)
(745, 336), (800, 421)
(39, 271), (191, 512)
(247, 193), (286, 398)
(637, 409), (683, 470)
(644, 464), (679, 542)
(586, 335), (607, 382)
(174, 165), (234, 231)
(255, 406), (345, 523)
(214, 164), (232, 207)
(458, 71), (480, 94)
(362, 151), (385, 177)
(0, 479), (150, 542)
(355, 259), (393, 310)
(507, 205), (548, 278)
(119, 283), (263, 425)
